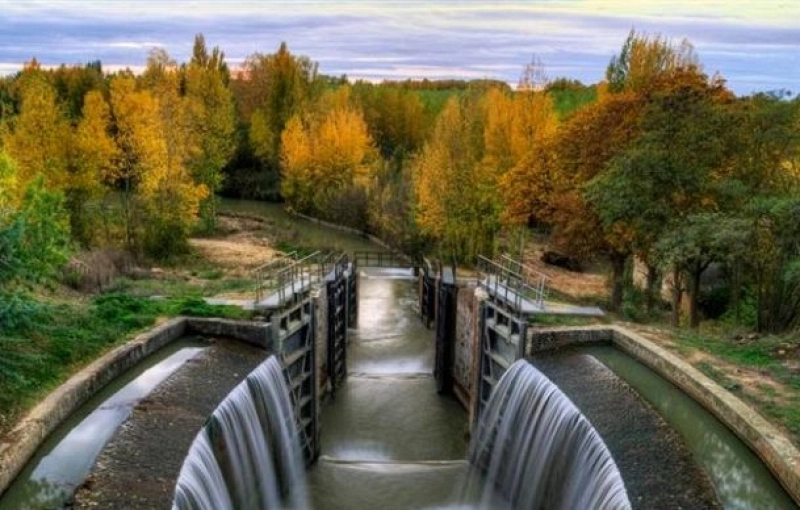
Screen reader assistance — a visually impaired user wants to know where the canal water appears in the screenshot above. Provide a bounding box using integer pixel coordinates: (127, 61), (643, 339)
(307, 268), (503, 509)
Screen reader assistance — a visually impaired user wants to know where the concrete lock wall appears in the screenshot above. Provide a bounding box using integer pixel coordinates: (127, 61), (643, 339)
(451, 285), (487, 428)
(527, 324), (800, 506)
(0, 317), (274, 497)
(313, 285), (329, 399)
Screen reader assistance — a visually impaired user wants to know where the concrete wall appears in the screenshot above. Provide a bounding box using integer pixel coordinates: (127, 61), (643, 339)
(0, 317), (273, 498)
(451, 285), (487, 428)
(313, 285), (329, 398)
(527, 324), (800, 506)
(186, 317), (271, 350)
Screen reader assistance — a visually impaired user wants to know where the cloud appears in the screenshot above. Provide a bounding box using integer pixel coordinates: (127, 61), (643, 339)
(0, 1), (797, 94)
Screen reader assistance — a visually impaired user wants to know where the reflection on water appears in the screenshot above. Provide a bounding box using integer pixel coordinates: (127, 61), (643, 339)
(1, 340), (206, 510)
(350, 277), (432, 375)
(586, 346), (796, 510)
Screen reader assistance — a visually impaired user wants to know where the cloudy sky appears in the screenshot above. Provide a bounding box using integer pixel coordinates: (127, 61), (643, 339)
(0, 1), (798, 95)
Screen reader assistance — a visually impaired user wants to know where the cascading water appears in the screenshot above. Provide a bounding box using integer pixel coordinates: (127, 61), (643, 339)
(172, 356), (308, 510)
(468, 359), (631, 510)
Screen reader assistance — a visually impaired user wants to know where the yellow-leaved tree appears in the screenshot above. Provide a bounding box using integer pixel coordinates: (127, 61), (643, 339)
(280, 86), (378, 227)
(137, 50), (209, 257)
(2, 66), (70, 192)
(71, 90), (119, 245)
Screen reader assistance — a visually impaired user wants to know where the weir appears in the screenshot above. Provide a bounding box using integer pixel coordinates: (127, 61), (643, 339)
(469, 360), (630, 509)
(173, 356), (308, 509)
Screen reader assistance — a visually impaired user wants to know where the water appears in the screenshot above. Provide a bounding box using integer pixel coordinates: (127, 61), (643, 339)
(172, 356), (308, 510)
(308, 269), (501, 509)
(585, 345), (796, 510)
(0, 339), (206, 510)
(218, 198), (378, 254)
(468, 359), (631, 510)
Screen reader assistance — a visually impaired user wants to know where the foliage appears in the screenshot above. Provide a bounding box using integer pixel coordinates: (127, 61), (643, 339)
(280, 86), (378, 227)
(185, 34), (237, 231)
(0, 173), (71, 286)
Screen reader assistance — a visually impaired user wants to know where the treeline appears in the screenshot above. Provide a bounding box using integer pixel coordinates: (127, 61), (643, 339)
(1, 31), (798, 332)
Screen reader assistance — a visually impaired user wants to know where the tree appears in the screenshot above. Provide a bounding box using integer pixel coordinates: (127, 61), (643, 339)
(2, 70), (70, 191)
(137, 53), (209, 257)
(246, 43), (319, 192)
(586, 69), (734, 312)
(654, 214), (749, 328)
(544, 90), (645, 311)
(108, 75), (166, 251)
(414, 93), (499, 261)
(280, 87), (378, 227)
(70, 90), (119, 245)
(606, 29), (698, 93)
(185, 35), (236, 230)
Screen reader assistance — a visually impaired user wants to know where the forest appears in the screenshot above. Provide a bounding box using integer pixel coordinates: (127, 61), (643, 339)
(1, 29), (799, 343)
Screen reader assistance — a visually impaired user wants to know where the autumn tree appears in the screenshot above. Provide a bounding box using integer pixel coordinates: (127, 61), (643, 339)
(135, 50), (208, 257)
(606, 29), (698, 93)
(70, 90), (118, 245)
(587, 69), (734, 317)
(185, 34), (236, 230)
(280, 86), (378, 227)
(245, 43), (319, 195)
(2, 66), (70, 192)
(414, 93), (497, 261)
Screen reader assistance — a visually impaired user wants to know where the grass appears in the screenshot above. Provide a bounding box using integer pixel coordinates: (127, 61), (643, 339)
(665, 326), (800, 444)
(0, 289), (252, 438)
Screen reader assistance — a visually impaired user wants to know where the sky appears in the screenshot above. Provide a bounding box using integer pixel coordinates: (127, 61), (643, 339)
(0, 1), (798, 96)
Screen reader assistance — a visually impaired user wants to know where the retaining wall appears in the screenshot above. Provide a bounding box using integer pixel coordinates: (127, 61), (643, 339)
(527, 324), (800, 505)
(0, 316), (272, 497)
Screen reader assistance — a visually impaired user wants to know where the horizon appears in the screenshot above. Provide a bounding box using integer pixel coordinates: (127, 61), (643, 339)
(1, 1), (798, 96)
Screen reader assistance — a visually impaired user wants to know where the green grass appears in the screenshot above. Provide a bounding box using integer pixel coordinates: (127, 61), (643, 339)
(0, 291), (252, 437)
(669, 327), (800, 444)
(677, 330), (783, 370)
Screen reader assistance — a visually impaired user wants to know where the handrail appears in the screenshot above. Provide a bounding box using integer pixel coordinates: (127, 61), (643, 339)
(499, 254), (548, 308)
(477, 254), (548, 314)
(353, 250), (414, 269)
(253, 252), (298, 302)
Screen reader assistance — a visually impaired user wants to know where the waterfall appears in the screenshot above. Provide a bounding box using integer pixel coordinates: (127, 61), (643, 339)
(172, 356), (309, 510)
(468, 360), (631, 510)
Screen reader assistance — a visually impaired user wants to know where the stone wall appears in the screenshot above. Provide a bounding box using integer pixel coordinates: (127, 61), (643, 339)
(186, 317), (271, 349)
(527, 325), (613, 354)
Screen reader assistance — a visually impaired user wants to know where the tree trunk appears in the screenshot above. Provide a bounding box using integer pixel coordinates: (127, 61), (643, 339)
(609, 252), (628, 313)
(688, 266), (703, 329)
(670, 265), (682, 327)
(645, 263), (660, 313)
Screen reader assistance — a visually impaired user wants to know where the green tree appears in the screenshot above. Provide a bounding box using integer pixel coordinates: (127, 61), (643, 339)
(246, 43), (319, 193)
(185, 34), (237, 230)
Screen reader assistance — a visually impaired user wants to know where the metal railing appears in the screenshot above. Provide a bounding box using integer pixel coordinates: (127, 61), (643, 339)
(476, 255), (548, 314)
(499, 254), (547, 309)
(253, 251), (355, 309)
(253, 251), (298, 302)
(354, 250), (414, 268)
